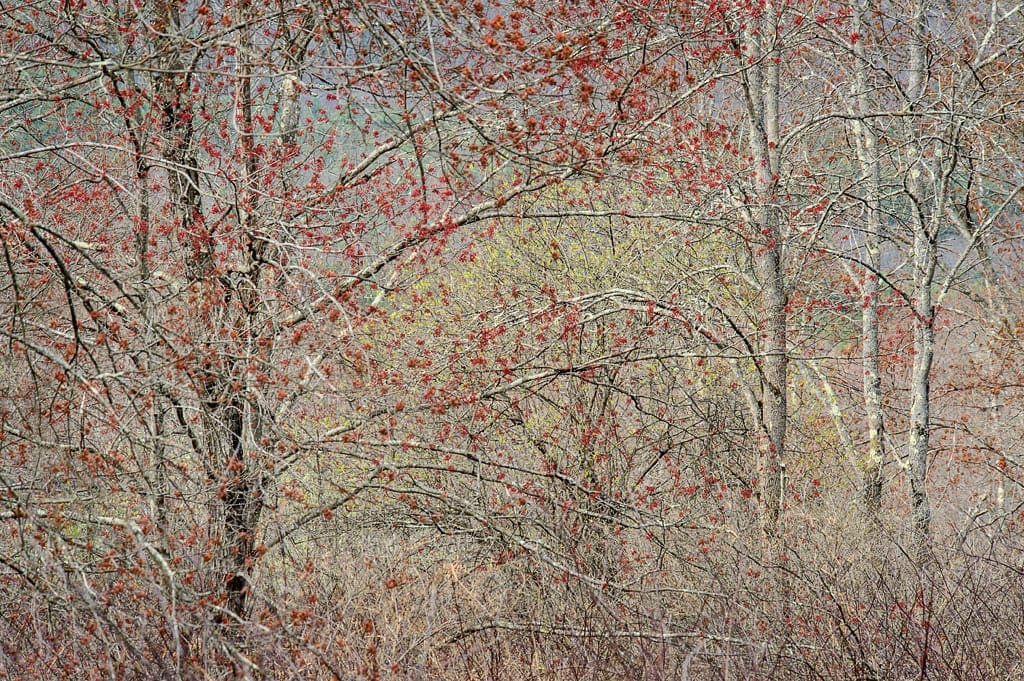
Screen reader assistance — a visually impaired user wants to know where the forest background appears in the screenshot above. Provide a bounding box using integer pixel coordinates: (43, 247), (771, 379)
(2, 0), (1024, 678)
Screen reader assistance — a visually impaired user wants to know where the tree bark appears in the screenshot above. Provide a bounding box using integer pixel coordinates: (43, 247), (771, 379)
(905, 0), (934, 561)
(153, 0), (266, 620)
(740, 5), (787, 531)
(850, 0), (885, 513)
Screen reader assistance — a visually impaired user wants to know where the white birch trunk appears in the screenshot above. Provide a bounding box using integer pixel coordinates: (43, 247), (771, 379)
(850, 0), (885, 512)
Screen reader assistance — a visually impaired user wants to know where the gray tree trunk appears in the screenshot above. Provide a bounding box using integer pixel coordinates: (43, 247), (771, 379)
(905, 0), (934, 561)
(741, 6), (787, 531)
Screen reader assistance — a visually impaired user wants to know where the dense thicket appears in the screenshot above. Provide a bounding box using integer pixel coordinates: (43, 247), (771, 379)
(2, 0), (1024, 678)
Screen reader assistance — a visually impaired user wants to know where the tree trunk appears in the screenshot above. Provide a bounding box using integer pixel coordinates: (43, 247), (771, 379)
(741, 5), (787, 531)
(154, 0), (266, 621)
(906, 0), (934, 561)
(850, 0), (885, 513)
